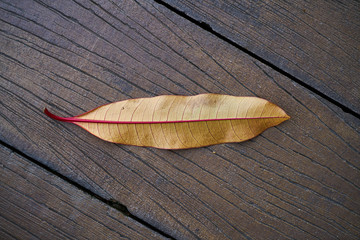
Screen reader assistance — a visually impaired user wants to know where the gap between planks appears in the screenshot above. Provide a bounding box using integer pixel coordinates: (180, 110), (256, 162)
(153, 0), (360, 120)
(0, 139), (175, 240)
(1, 0), (358, 238)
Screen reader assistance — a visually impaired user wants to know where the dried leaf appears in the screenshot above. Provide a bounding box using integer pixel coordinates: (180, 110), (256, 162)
(44, 94), (290, 149)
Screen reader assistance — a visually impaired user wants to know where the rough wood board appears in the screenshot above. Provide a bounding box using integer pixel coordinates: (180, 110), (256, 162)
(1, 0), (359, 239)
(0, 145), (167, 240)
(161, 0), (360, 114)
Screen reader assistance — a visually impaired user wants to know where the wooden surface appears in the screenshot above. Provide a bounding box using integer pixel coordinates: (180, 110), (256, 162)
(161, 0), (360, 115)
(0, 145), (166, 239)
(0, 0), (359, 239)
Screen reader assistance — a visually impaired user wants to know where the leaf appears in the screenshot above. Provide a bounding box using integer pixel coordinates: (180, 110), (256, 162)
(44, 94), (290, 149)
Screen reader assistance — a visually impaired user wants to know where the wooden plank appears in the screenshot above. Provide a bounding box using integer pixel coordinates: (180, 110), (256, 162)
(0, 0), (359, 239)
(0, 145), (167, 240)
(160, 0), (360, 115)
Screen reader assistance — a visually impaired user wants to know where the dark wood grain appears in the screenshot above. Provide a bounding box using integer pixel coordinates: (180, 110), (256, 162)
(0, 0), (359, 239)
(160, 0), (360, 115)
(0, 145), (167, 240)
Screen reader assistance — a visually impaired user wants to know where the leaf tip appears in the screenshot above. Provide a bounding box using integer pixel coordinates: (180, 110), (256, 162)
(44, 108), (68, 122)
(44, 108), (55, 119)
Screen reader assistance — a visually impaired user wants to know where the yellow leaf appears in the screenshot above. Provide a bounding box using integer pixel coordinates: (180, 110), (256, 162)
(44, 94), (290, 149)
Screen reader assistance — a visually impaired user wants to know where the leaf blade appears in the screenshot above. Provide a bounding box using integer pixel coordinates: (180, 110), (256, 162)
(44, 94), (290, 149)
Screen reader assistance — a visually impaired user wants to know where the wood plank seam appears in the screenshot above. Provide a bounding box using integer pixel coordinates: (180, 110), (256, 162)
(153, 0), (360, 119)
(0, 139), (175, 240)
(1, 0), (359, 238)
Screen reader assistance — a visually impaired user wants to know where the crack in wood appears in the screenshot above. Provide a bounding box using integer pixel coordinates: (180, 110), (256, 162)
(0, 140), (175, 240)
(153, 0), (360, 120)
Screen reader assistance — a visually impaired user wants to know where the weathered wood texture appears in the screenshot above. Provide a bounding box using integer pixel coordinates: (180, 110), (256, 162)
(161, 0), (360, 114)
(0, 0), (359, 239)
(0, 145), (166, 240)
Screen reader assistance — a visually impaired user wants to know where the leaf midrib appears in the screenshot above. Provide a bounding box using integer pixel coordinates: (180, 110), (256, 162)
(45, 108), (289, 124)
